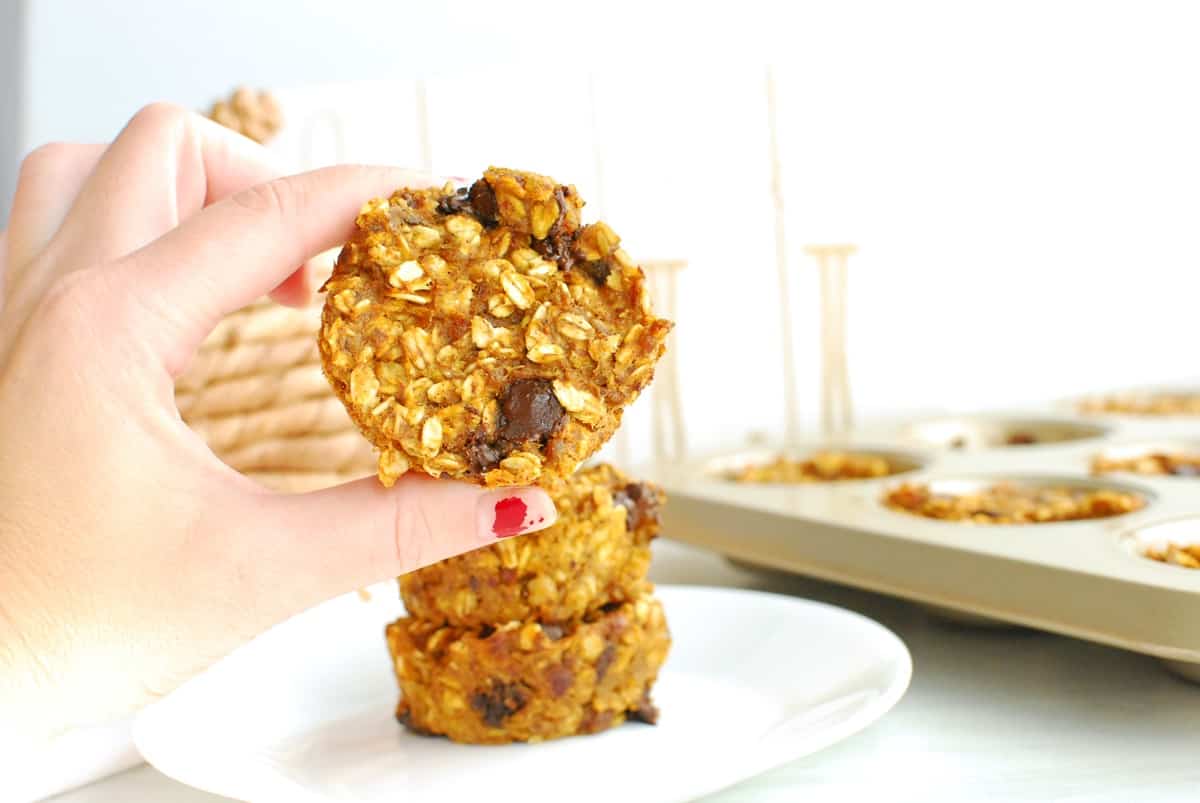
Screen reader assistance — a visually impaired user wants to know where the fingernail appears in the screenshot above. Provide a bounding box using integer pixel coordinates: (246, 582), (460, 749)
(478, 489), (557, 540)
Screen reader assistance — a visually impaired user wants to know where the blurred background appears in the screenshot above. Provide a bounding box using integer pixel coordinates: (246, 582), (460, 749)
(3, 0), (1199, 463)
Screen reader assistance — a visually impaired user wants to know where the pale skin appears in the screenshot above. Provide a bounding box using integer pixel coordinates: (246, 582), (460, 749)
(0, 104), (557, 738)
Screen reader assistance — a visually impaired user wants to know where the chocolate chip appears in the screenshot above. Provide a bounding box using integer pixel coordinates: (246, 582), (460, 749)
(478, 624), (496, 639)
(465, 428), (505, 474)
(498, 378), (565, 445)
(434, 179), (499, 227)
(545, 664), (574, 697)
(613, 482), (659, 531)
(531, 187), (576, 270)
(541, 624), (565, 641)
(594, 644), (616, 682)
(578, 260), (611, 287)
(629, 694), (659, 725)
(470, 681), (529, 728)
(435, 186), (471, 216)
(467, 179), (499, 227)
(1006, 432), (1038, 445)
(598, 601), (622, 614)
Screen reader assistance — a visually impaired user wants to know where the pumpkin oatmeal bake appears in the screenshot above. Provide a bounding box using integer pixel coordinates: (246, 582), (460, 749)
(400, 463), (663, 628)
(884, 482), (1145, 524)
(730, 451), (904, 483)
(387, 593), (669, 744)
(319, 167), (673, 488)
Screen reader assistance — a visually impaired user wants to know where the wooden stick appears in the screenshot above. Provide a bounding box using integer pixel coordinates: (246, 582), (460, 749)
(415, 78), (433, 175)
(766, 65), (800, 447)
(834, 248), (854, 432)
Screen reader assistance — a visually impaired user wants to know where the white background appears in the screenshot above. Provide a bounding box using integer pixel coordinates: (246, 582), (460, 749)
(4, 0), (1199, 461)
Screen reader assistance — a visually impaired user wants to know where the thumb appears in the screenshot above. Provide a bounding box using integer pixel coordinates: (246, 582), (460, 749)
(241, 473), (558, 610)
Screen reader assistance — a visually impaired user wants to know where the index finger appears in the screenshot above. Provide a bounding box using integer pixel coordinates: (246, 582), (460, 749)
(111, 165), (432, 376)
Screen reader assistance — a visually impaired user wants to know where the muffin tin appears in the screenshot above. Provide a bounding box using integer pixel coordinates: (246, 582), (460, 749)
(642, 390), (1200, 680)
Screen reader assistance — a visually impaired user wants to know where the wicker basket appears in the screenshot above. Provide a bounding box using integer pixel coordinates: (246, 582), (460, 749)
(175, 297), (375, 493)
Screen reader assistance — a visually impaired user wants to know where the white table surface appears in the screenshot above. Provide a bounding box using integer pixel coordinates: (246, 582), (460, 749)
(52, 539), (1200, 803)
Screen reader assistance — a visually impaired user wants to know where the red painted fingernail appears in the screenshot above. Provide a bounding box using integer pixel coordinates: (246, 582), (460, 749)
(492, 496), (528, 538)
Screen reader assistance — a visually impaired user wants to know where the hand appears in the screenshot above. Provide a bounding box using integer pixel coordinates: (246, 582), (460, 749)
(0, 104), (557, 738)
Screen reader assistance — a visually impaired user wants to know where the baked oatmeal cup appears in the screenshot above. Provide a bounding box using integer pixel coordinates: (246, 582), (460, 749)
(387, 593), (670, 744)
(319, 167), (673, 488)
(401, 463), (663, 628)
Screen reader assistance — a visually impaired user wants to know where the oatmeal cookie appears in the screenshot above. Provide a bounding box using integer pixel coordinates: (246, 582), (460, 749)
(319, 167), (673, 487)
(387, 594), (669, 744)
(400, 464), (663, 628)
(883, 481), (1145, 524)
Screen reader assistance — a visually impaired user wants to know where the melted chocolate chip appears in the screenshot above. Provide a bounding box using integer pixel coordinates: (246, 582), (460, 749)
(435, 186), (471, 216)
(466, 428), (505, 474)
(499, 378), (565, 445)
(594, 644), (617, 682)
(545, 664), (574, 697)
(434, 179), (499, 227)
(530, 186), (576, 270)
(578, 260), (611, 287)
(470, 681), (529, 728)
(613, 483), (659, 531)
(468, 179), (499, 227)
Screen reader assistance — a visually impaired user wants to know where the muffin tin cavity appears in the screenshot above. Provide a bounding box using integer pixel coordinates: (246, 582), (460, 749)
(712, 448), (925, 484)
(905, 416), (1108, 450)
(1078, 391), (1200, 417)
(882, 476), (1149, 525)
(1124, 517), (1200, 570)
(1092, 443), (1200, 477)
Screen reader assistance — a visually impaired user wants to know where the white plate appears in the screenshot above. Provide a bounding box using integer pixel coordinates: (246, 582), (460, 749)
(134, 585), (911, 803)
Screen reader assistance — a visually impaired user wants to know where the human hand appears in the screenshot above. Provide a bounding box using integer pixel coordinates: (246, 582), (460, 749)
(0, 104), (557, 738)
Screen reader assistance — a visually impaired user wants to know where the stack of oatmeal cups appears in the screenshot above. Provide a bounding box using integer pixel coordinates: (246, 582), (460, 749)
(387, 463), (671, 743)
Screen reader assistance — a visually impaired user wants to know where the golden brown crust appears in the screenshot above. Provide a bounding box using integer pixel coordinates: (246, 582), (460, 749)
(730, 451), (902, 483)
(883, 482), (1145, 524)
(1091, 451), (1200, 477)
(1078, 393), (1200, 416)
(387, 594), (669, 744)
(400, 464), (663, 628)
(318, 167), (673, 487)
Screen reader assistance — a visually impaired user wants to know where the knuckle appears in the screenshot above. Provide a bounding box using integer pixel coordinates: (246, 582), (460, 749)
(229, 178), (294, 219)
(127, 101), (190, 133)
(17, 142), (74, 181)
